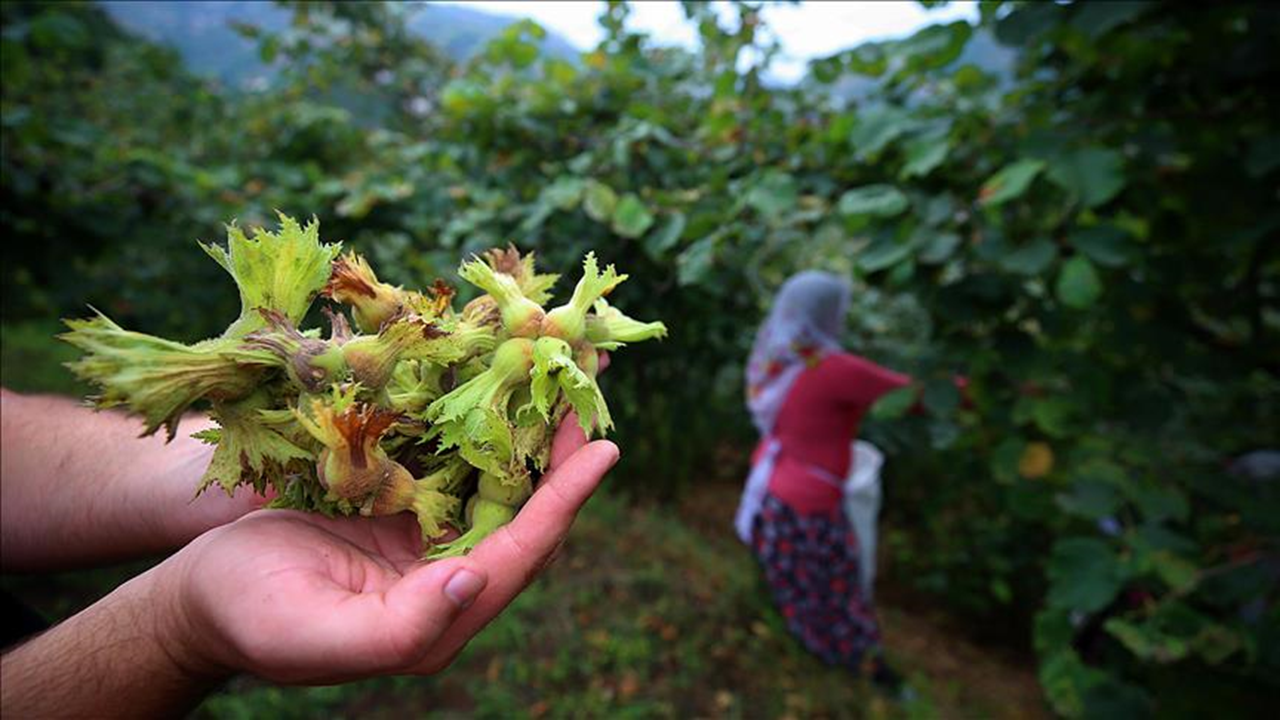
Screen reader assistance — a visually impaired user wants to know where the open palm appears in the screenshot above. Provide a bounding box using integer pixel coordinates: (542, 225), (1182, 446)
(170, 417), (618, 684)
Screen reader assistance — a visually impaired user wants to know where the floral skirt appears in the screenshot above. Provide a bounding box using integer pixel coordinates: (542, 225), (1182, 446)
(751, 492), (883, 671)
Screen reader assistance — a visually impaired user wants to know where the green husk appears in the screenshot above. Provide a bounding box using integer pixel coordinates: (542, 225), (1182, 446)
(62, 313), (280, 438)
(202, 213), (342, 339)
(62, 213), (666, 558)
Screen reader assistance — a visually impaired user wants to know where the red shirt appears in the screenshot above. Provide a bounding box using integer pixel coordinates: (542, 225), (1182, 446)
(752, 353), (910, 515)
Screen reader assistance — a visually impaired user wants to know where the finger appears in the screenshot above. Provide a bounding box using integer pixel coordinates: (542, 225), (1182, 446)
(549, 411), (590, 469)
(596, 351), (611, 374)
(409, 440), (618, 672)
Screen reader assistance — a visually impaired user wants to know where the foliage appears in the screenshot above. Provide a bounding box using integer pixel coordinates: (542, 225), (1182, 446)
(838, 2), (1280, 715)
(3, 0), (1278, 714)
(0, 320), (87, 395)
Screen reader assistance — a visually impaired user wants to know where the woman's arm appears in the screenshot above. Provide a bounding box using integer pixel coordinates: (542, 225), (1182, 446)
(827, 354), (913, 407)
(828, 355), (971, 412)
(0, 389), (267, 572)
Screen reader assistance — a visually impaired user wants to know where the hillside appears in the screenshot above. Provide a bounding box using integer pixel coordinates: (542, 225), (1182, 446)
(98, 1), (579, 88)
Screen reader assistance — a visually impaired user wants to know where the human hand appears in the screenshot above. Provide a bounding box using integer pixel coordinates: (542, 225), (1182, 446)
(158, 416), (618, 684)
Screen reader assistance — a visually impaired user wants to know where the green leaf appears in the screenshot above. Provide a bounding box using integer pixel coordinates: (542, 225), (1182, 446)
(858, 237), (912, 272)
(583, 180), (618, 223)
(1131, 484), (1189, 523)
(1071, 1), (1151, 39)
(1245, 135), (1280, 178)
(892, 21), (973, 73)
(919, 232), (962, 264)
(1070, 225), (1134, 267)
(1056, 256), (1103, 309)
(1047, 538), (1128, 614)
(810, 56), (842, 84)
(541, 176), (585, 210)
(644, 212), (686, 259)
(923, 378), (960, 415)
(676, 236), (717, 286)
(850, 104), (915, 158)
(1150, 551), (1199, 593)
(992, 437), (1027, 483)
(199, 397), (312, 495)
(900, 131), (950, 179)
(886, 259), (915, 285)
(995, 3), (1065, 46)
(871, 385), (916, 419)
(953, 64), (993, 91)
(838, 184), (909, 217)
(1104, 618), (1190, 663)
(1031, 396), (1073, 437)
(610, 194), (655, 238)
(1038, 649), (1104, 719)
(746, 171), (798, 220)
(518, 202), (553, 233)
(1047, 147), (1126, 209)
(928, 419), (960, 449)
(979, 159), (1045, 206)
(990, 578), (1013, 604)
(1133, 523), (1197, 555)
(1192, 623), (1243, 665)
(841, 43), (889, 77)
(1057, 479), (1122, 520)
(1034, 609), (1074, 655)
(1000, 238), (1058, 275)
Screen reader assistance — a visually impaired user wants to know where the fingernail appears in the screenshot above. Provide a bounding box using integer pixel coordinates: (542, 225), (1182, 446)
(444, 568), (485, 609)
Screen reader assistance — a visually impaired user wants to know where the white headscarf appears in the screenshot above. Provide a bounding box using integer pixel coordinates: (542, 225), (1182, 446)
(745, 270), (852, 435)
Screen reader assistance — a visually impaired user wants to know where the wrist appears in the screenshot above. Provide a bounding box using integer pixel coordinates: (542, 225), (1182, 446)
(148, 438), (254, 546)
(143, 545), (235, 685)
(0, 553), (229, 719)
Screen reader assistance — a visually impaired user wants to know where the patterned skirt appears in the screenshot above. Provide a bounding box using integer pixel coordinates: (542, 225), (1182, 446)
(751, 492), (883, 672)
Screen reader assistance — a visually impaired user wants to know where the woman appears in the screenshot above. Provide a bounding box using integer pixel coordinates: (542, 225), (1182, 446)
(735, 271), (910, 691)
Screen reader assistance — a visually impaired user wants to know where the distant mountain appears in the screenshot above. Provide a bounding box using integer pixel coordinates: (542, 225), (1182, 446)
(98, 1), (579, 89)
(406, 4), (578, 62)
(823, 27), (1017, 103)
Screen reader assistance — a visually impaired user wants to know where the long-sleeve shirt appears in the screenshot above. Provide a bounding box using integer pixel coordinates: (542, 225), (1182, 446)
(752, 353), (910, 515)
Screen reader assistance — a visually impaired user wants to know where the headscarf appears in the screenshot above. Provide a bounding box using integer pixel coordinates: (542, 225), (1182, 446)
(745, 270), (852, 435)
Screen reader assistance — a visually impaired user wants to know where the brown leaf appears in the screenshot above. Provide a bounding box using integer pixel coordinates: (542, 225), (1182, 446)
(619, 672), (640, 700)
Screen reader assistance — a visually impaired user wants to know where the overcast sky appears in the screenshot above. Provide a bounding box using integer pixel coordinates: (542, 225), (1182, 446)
(443, 1), (977, 82)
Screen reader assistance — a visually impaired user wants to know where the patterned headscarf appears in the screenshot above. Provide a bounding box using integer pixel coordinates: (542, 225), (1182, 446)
(746, 271), (852, 435)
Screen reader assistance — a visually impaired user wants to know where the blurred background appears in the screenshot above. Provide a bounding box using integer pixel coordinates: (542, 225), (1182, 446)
(2, 1), (1277, 717)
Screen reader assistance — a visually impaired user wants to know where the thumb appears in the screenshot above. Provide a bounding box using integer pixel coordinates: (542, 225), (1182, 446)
(378, 559), (489, 666)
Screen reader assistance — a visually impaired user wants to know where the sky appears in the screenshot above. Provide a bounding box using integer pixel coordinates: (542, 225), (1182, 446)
(441, 1), (978, 82)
